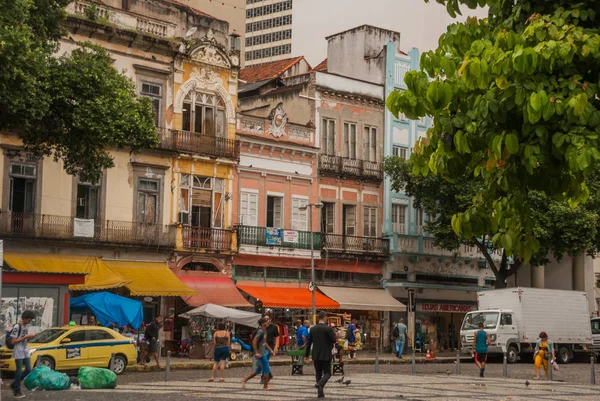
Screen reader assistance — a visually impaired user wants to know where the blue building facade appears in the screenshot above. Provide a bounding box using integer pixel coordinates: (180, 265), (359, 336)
(383, 45), (431, 252)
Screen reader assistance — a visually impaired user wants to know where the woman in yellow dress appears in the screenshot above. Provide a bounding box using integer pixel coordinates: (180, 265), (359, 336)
(533, 331), (555, 380)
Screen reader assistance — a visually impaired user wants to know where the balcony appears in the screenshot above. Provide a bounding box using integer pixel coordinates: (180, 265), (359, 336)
(0, 211), (176, 248)
(68, 1), (177, 38)
(397, 234), (502, 261)
(318, 154), (383, 182)
(322, 233), (389, 259)
(181, 226), (233, 252)
(158, 129), (240, 161)
(236, 225), (322, 250)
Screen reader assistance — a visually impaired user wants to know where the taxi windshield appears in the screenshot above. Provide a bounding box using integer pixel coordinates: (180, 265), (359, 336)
(30, 329), (69, 344)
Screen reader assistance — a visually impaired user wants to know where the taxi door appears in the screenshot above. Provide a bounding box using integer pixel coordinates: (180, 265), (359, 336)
(57, 329), (89, 370)
(86, 329), (118, 367)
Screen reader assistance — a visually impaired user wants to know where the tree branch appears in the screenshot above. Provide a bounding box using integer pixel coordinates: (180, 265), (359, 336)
(474, 238), (498, 276)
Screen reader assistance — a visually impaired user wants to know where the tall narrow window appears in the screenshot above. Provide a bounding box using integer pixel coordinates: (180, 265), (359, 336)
(291, 198), (308, 231)
(266, 196), (283, 228)
(415, 207), (424, 234)
(141, 83), (162, 127)
(137, 179), (159, 224)
(393, 146), (408, 160)
(321, 202), (335, 233)
(391, 204), (406, 234)
(364, 126), (377, 162)
(9, 163), (37, 213)
(181, 92), (226, 136)
(343, 205), (356, 236)
(240, 192), (258, 226)
(363, 207), (377, 237)
(76, 179), (100, 219)
(343, 122), (357, 159)
(179, 174), (216, 227)
(321, 118), (336, 155)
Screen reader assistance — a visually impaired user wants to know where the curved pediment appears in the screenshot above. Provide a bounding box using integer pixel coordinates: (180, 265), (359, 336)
(189, 43), (232, 68)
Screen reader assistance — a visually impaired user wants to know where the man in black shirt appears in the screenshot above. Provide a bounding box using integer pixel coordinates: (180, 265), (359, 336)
(261, 313), (279, 382)
(305, 311), (336, 398)
(141, 316), (163, 368)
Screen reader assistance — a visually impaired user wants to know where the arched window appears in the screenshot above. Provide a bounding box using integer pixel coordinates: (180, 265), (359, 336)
(181, 91), (226, 137)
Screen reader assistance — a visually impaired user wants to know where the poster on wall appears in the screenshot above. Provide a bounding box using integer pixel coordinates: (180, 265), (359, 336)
(1, 297), (55, 342)
(370, 320), (381, 338)
(265, 227), (282, 245)
(283, 230), (298, 244)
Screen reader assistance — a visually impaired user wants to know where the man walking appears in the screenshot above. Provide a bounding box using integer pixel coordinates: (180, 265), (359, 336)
(297, 320), (309, 349)
(141, 316), (163, 368)
(472, 322), (490, 377)
(242, 317), (272, 390)
(10, 311), (36, 399)
(346, 319), (358, 359)
(395, 319), (408, 358)
(305, 312), (336, 398)
(260, 314), (279, 383)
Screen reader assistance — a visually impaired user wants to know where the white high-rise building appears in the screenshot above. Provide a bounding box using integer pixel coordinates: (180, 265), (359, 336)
(244, 0), (293, 66)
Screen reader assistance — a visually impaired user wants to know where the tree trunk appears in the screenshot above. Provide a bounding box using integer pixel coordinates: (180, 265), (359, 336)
(494, 271), (508, 289)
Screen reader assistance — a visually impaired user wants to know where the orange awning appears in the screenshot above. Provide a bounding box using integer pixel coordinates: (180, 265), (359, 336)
(237, 285), (340, 309)
(180, 276), (251, 308)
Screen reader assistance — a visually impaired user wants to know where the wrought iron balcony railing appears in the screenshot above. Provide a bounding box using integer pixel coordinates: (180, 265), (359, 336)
(236, 225), (322, 250)
(181, 226), (233, 252)
(322, 233), (389, 256)
(318, 154), (383, 182)
(158, 128), (240, 161)
(0, 211), (176, 248)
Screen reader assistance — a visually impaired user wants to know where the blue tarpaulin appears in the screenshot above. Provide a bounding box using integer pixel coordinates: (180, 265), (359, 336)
(70, 292), (143, 329)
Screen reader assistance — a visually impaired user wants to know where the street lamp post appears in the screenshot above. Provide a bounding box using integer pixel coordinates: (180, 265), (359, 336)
(299, 202), (323, 324)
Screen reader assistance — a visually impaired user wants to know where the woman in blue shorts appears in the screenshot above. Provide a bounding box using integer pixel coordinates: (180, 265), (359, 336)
(209, 322), (230, 382)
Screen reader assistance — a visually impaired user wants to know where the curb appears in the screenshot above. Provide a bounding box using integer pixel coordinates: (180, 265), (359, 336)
(128, 357), (471, 372)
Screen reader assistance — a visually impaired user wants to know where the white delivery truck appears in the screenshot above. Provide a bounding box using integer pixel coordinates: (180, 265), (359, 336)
(460, 288), (593, 364)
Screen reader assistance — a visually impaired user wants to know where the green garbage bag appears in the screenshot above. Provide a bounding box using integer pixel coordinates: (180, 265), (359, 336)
(78, 367), (118, 389)
(24, 366), (52, 390)
(36, 368), (70, 390)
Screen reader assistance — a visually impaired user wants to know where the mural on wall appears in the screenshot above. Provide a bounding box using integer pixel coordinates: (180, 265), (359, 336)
(1, 297), (55, 341)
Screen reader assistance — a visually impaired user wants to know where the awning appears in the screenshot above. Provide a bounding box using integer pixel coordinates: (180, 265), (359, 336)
(237, 285), (339, 309)
(71, 292), (144, 329)
(318, 286), (406, 312)
(4, 252), (129, 291)
(180, 276), (251, 307)
(180, 304), (261, 328)
(103, 260), (196, 297)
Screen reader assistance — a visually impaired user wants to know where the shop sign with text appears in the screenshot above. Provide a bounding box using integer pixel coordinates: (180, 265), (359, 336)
(417, 303), (474, 313)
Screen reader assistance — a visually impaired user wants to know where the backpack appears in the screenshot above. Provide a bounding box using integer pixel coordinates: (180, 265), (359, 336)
(6, 324), (22, 350)
(392, 325), (400, 338)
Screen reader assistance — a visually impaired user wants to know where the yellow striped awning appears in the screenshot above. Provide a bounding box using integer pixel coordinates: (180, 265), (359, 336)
(102, 260), (196, 297)
(3, 252), (130, 291)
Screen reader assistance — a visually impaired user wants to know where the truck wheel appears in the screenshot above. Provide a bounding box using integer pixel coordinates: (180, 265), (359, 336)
(507, 345), (519, 364)
(557, 346), (570, 364)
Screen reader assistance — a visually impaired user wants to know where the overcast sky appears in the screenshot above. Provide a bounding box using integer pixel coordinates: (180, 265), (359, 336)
(292, 0), (487, 66)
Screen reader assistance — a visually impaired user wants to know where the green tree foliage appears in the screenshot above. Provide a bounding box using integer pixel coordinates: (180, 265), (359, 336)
(385, 157), (599, 287)
(387, 0), (600, 266)
(0, 0), (157, 182)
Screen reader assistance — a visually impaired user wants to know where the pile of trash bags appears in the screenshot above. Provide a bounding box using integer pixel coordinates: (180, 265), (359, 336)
(24, 366), (118, 391)
(24, 366), (70, 391)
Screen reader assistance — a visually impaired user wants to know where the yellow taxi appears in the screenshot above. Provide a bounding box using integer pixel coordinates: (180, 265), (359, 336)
(0, 325), (137, 375)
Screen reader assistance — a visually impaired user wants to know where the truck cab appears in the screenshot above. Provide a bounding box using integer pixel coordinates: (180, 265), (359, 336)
(592, 318), (600, 359)
(460, 309), (518, 360)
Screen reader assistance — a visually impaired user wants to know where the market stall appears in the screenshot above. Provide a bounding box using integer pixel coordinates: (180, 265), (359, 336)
(179, 304), (261, 360)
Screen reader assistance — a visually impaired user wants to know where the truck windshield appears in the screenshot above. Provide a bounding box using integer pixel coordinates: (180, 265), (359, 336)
(462, 312), (499, 330)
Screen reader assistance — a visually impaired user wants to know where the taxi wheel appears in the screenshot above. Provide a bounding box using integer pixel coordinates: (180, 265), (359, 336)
(37, 356), (55, 370)
(110, 355), (127, 375)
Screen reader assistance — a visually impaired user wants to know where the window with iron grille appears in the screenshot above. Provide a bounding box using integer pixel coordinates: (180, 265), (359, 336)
(392, 146), (408, 160)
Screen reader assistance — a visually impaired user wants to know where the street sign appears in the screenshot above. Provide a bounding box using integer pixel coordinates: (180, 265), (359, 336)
(308, 281), (315, 292)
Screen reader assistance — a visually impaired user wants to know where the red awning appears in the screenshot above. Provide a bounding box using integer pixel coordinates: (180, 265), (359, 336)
(180, 276), (251, 308)
(237, 285), (340, 309)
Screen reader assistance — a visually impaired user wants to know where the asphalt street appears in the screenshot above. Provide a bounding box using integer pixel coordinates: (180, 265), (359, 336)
(2, 361), (600, 400)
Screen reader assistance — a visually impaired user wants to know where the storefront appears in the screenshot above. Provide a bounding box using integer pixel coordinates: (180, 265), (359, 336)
(1, 269), (86, 343)
(385, 284), (480, 352)
(317, 286), (406, 351)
